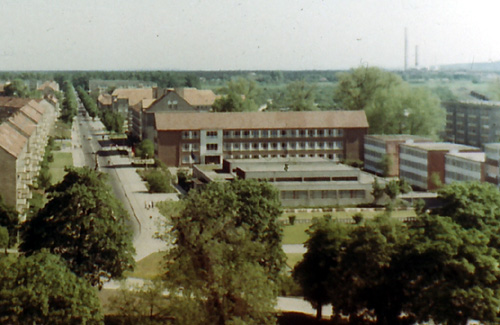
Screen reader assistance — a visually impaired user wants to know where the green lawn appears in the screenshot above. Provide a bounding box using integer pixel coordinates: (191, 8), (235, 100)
(286, 253), (304, 269)
(49, 151), (73, 184)
(126, 251), (165, 280)
(280, 209), (417, 245)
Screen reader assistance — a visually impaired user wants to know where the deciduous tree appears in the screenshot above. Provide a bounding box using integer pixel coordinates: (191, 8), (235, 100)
(334, 66), (445, 136)
(0, 251), (103, 324)
(20, 167), (135, 288)
(161, 179), (284, 324)
(0, 196), (18, 247)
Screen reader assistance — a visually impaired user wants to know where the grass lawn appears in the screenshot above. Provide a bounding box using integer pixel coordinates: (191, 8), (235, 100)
(49, 151), (73, 184)
(125, 251), (165, 280)
(286, 253), (304, 269)
(282, 223), (310, 245)
(281, 209), (417, 245)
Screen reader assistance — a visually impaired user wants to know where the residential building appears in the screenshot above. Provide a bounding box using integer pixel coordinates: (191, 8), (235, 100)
(484, 143), (500, 185)
(137, 88), (217, 141)
(97, 93), (112, 110)
(111, 88), (154, 117)
(0, 97), (57, 217)
(443, 101), (500, 148)
(193, 157), (380, 207)
(37, 80), (60, 96)
(364, 135), (432, 176)
(399, 142), (480, 191)
(445, 151), (485, 184)
(153, 110), (368, 167)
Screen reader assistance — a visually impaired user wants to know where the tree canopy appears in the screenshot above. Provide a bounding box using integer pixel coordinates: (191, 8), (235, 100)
(0, 251), (102, 324)
(161, 179), (284, 324)
(285, 80), (317, 111)
(212, 78), (260, 112)
(295, 183), (500, 324)
(20, 167), (135, 288)
(334, 66), (445, 136)
(0, 196), (18, 247)
(3, 79), (30, 97)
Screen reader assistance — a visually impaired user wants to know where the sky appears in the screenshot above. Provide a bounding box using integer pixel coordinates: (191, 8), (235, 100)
(1, 0), (500, 71)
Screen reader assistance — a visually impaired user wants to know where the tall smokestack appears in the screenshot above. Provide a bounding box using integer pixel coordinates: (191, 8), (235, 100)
(404, 28), (408, 71)
(415, 45), (419, 68)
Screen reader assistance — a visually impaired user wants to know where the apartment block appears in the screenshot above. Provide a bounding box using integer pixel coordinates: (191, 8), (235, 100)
(0, 96), (57, 217)
(153, 111), (369, 167)
(364, 135), (432, 176)
(399, 142), (481, 191)
(484, 143), (500, 185)
(443, 101), (500, 148)
(445, 151), (485, 184)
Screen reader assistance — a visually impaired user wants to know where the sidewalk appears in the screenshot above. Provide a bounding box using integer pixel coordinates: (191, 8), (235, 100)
(71, 118), (178, 261)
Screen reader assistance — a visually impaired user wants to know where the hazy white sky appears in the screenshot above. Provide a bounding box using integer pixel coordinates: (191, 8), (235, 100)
(1, 0), (499, 71)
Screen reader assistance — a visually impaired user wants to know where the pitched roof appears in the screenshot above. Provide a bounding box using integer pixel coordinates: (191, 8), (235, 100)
(112, 88), (153, 106)
(0, 97), (33, 109)
(155, 110), (369, 131)
(7, 112), (37, 137)
(0, 122), (27, 158)
(98, 93), (112, 106)
(19, 104), (42, 124)
(37, 81), (59, 92)
(175, 88), (217, 106)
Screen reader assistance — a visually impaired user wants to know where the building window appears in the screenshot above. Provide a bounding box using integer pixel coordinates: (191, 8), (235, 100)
(252, 143), (259, 150)
(223, 131), (231, 138)
(309, 142), (315, 149)
(252, 130), (259, 138)
(281, 130), (287, 137)
(299, 142), (306, 149)
(192, 143), (199, 151)
(289, 130), (296, 137)
(206, 144), (218, 151)
(317, 129), (324, 137)
(271, 130), (278, 137)
(244, 143), (250, 150)
(182, 143), (190, 152)
(272, 142), (278, 150)
(233, 143), (240, 150)
(243, 130), (250, 138)
(261, 130), (269, 138)
(207, 131), (218, 137)
(262, 143), (268, 150)
(182, 131), (191, 139)
(308, 129), (315, 137)
(192, 131), (199, 138)
(224, 143), (232, 151)
(299, 130), (306, 137)
(234, 131), (241, 138)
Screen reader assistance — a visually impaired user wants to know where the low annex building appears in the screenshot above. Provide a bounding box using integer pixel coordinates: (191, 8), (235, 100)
(153, 110), (369, 167)
(193, 157), (380, 207)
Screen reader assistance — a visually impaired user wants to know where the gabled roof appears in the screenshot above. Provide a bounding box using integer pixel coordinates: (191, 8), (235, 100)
(175, 88), (217, 106)
(111, 88), (153, 106)
(98, 93), (112, 106)
(0, 97), (33, 109)
(19, 104), (42, 124)
(0, 122), (27, 158)
(37, 81), (59, 92)
(155, 110), (369, 131)
(7, 112), (37, 137)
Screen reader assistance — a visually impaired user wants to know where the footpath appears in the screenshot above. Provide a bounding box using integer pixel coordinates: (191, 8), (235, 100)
(71, 119), (326, 318)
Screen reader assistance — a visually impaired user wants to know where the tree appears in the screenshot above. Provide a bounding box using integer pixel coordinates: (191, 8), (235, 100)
(212, 78), (260, 112)
(293, 218), (348, 320)
(0, 196), (18, 247)
(20, 167), (135, 288)
(108, 280), (172, 324)
(161, 179), (284, 324)
(285, 80), (317, 111)
(0, 251), (103, 324)
(0, 226), (8, 254)
(3, 79), (29, 97)
(135, 139), (155, 159)
(371, 178), (385, 204)
(334, 66), (445, 136)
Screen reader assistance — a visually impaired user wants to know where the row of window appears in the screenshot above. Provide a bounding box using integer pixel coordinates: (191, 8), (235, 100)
(222, 153), (341, 160)
(400, 147), (427, 160)
(280, 189), (365, 200)
(223, 141), (343, 151)
(181, 129), (345, 140)
(445, 172), (480, 183)
(446, 158), (481, 172)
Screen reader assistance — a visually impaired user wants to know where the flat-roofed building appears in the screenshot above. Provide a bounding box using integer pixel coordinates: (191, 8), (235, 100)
(364, 135), (432, 176)
(194, 157), (381, 207)
(445, 151), (485, 184)
(443, 101), (500, 148)
(399, 142), (481, 191)
(153, 110), (369, 167)
(484, 143), (500, 185)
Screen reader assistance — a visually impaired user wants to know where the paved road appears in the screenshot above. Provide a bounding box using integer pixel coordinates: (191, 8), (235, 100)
(72, 110), (177, 261)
